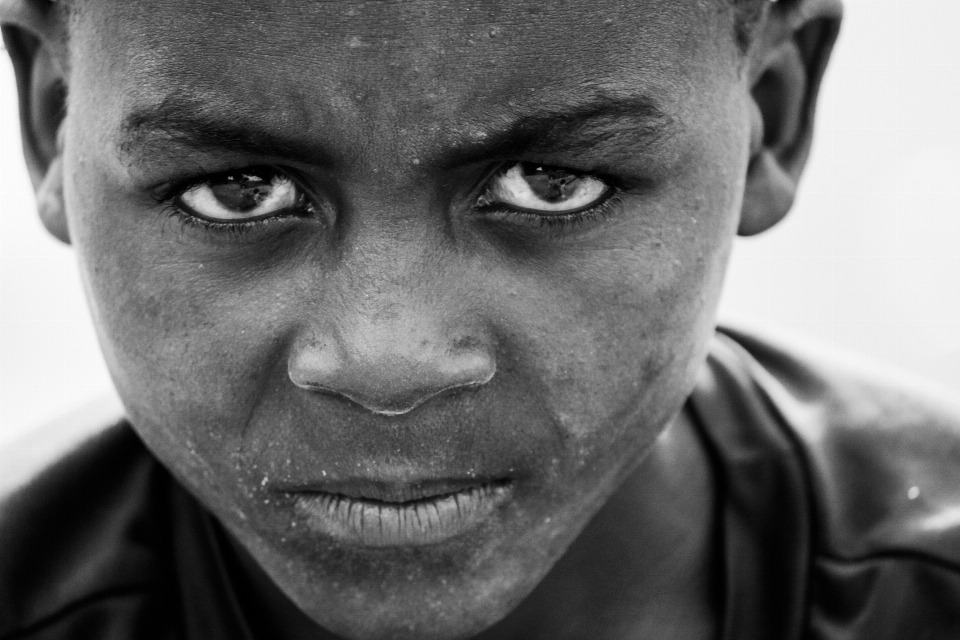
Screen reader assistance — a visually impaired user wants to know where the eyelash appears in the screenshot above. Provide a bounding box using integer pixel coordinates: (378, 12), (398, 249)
(158, 205), (281, 238)
(476, 164), (624, 230)
(153, 169), (309, 237)
(479, 191), (623, 231)
(154, 165), (624, 235)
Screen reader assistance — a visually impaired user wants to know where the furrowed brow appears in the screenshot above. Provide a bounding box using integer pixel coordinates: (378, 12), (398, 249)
(117, 97), (334, 167)
(116, 94), (676, 169)
(440, 96), (678, 166)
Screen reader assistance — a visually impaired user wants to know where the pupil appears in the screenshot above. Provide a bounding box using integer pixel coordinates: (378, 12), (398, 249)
(521, 165), (580, 203)
(210, 173), (272, 212)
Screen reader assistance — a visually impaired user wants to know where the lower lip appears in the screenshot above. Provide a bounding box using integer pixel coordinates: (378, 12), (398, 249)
(293, 482), (512, 547)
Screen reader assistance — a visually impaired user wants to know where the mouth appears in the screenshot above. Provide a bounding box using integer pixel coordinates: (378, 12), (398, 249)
(291, 479), (514, 547)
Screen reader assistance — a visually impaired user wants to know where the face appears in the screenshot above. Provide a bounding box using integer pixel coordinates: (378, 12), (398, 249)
(61, 0), (749, 637)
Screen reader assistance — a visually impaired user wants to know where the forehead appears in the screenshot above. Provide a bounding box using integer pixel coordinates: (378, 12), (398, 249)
(70, 0), (738, 163)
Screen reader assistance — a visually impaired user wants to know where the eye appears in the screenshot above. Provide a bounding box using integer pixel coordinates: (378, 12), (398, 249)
(176, 169), (305, 222)
(478, 162), (612, 214)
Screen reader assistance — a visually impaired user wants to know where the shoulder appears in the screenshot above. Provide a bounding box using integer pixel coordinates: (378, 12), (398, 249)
(717, 324), (960, 561)
(715, 324), (960, 637)
(0, 400), (176, 639)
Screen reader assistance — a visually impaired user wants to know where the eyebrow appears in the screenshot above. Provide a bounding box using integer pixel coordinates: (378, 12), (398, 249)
(441, 97), (676, 166)
(118, 96), (337, 167)
(117, 93), (677, 169)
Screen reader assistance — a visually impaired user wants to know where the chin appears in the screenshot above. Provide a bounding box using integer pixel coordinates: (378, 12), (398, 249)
(229, 514), (555, 640)
(292, 569), (532, 640)
(319, 611), (502, 640)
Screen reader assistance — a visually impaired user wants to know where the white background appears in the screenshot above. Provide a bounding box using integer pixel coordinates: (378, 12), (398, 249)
(2, 0), (960, 444)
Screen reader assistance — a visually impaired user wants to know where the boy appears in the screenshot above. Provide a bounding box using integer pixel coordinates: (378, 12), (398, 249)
(2, 0), (959, 637)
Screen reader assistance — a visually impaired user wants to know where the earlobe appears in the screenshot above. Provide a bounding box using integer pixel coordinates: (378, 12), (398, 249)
(36, 153), (70, 244)
(739, 96), (796, 236)
(738, 0), (842, 237)
(739, 150), (796, 236)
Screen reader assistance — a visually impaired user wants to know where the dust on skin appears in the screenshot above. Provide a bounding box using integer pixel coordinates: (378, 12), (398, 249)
(5, 0), (832, 636)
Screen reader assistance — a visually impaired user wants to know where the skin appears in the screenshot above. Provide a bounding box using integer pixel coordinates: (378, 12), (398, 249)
(2, 0), (842, 637)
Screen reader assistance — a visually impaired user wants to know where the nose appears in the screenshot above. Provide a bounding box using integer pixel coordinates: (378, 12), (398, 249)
(288, 314), (496, 416)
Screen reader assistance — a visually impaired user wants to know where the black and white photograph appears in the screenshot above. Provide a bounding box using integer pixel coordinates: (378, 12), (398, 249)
(2, 0), (959, 638)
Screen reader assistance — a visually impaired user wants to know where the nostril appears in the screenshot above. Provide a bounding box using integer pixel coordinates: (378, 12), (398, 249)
(343, 378), (490, 416)
(288, 349), (496, 416)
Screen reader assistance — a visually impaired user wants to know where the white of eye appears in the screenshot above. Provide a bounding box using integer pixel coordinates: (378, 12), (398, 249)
(179, 172), (301, 222)
(483, 163), (610, 213)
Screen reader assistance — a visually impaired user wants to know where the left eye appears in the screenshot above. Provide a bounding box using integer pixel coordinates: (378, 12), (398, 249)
(479, 162), (612, 214)
(177, 170), (303, 222)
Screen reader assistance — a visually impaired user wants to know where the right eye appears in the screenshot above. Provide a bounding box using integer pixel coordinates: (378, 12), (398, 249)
(176, 169), (306, 222)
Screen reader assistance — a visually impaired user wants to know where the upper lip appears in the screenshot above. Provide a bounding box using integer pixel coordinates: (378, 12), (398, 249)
(279, 477), (508, 504)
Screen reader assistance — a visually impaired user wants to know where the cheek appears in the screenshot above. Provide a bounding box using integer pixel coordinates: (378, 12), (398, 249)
(491, 98), (747, 456)
(493, 180), (740, 467)
(66, 169), (297, 489)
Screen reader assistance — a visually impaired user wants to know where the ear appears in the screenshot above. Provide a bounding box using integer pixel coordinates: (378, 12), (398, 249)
(738, 0), (843, 236)
(2, 0), (71, 244)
